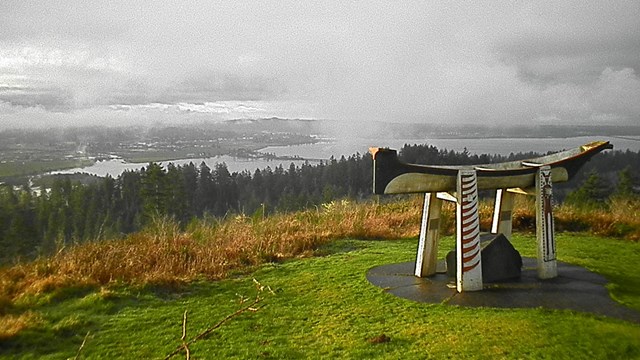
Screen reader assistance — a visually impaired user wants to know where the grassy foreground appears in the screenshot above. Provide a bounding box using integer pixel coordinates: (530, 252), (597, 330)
(1, 196), (639, 358)
(1, 234), (639, 359)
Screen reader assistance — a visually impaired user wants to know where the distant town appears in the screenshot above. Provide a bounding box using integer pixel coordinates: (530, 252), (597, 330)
(1, 118), (639, 186)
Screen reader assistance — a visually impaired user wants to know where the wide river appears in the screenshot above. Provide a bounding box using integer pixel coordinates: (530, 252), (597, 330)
(51, 135), (639, 178)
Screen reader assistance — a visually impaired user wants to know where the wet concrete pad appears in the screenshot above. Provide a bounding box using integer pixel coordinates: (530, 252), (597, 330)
(366, 257), (640, 323)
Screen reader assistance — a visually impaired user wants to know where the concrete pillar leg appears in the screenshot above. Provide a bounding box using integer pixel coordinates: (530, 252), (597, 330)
(415, 193), (443, 277)
(456, 170), (483, 292)
(491, 189), (515, 240)
(536, 166), (557, 279)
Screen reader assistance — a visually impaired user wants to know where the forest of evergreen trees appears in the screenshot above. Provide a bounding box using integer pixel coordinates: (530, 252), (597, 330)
(1, 144), (638, 265)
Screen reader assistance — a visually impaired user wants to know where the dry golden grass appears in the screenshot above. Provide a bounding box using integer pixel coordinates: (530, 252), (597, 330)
(555, 197), (640, 240)
(0, 311), (42, 340)
(0, 195), (637, 310)
(0, 197), (425, 303)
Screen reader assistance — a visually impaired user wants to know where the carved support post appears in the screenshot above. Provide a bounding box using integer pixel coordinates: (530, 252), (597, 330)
(415, 193), (443, 277)
(536, 166), (557, 279)
(456, 170), (483, 292)
(491, 189), (515, 240)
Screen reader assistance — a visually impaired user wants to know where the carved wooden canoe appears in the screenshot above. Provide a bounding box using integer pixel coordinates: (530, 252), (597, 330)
(370, 141), (612, 194)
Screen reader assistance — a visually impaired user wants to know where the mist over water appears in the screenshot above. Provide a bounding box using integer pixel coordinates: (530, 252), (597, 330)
(50, 135), (639, 179)
(261, 136), (640, 159)
(50, 155), (319, 178)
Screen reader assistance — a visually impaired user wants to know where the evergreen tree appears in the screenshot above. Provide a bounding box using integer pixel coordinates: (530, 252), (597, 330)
(180, 162), (199, 221)
(140, 163), (169, 222)
(0, 186), (20, 262)
(166, 163), (187, 222)
(70, 183), (89, 241)
(117, 170), (142, 233)
(196, 162), (215, 216)
(612, 167), (637, 199)
(213, 163), (236, 216)
(565, 171), (611, 208)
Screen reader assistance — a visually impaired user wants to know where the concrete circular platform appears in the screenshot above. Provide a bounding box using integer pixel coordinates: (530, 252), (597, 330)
(366, 257), (640, 323)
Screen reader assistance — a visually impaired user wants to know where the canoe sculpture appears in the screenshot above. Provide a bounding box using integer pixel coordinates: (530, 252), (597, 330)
(370, 141), (613, 195)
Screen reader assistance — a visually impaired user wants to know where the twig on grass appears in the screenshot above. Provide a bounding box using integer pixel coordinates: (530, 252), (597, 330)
(181, 310), (190, 360)
(164, 279), (273, 360)
(181, 310), (188, 341)
(73, 331), (90, 360)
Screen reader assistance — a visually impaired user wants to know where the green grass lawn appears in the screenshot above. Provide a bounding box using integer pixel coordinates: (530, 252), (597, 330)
(2, 234), (639, 359)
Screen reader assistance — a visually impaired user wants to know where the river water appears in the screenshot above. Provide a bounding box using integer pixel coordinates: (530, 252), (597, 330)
(260, 136), (640, 159)
(50, 155), (317, 178)
(50, 135), (639, 178)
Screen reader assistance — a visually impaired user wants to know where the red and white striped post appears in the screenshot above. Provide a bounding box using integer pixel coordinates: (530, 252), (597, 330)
(456, 170), (483, 292)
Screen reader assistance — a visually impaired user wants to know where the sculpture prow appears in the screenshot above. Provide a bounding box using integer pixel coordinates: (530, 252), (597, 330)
(370, 141), (612, 195)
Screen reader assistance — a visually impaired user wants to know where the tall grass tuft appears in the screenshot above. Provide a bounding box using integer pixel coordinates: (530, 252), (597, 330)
(555, 197), (640, 240)
(0, 311), (41, 340)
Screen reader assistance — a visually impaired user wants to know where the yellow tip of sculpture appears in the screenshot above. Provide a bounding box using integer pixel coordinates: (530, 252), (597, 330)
(580, 141), (611, 152)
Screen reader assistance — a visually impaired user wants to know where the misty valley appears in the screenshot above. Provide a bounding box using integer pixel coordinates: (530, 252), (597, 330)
(0, 118), (639, 265)
(2, 119), (639, 187)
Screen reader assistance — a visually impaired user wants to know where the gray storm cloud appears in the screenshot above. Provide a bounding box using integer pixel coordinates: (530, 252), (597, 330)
(0, 0), (638, 128)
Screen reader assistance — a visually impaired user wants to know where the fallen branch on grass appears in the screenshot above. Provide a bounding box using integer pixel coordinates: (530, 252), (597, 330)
(164, 279), (273, 360)
(73, 331), (91, 360)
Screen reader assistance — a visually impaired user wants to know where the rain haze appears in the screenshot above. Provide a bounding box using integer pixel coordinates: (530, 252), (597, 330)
(1, 0), (639, 130)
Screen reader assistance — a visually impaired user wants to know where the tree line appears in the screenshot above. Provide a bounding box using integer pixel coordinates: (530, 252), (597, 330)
(1, 144), (637, 265)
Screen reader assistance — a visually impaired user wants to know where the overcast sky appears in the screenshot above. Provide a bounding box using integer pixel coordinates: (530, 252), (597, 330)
(1, 1), (639, 128)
